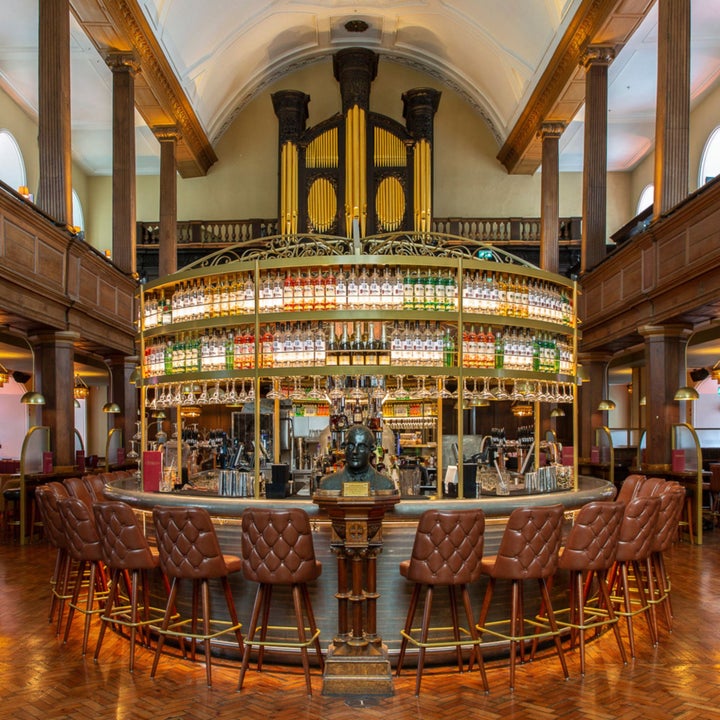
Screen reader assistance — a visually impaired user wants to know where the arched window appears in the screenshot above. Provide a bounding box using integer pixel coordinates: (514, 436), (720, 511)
(637, 184), (654, 214)
(699, 126), (720, 186)
(0, 129), (27, 192)
(72, 189), (85, 233)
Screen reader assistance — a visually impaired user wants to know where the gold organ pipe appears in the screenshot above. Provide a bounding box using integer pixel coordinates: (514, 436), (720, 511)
(360, 109), (367, 237)
(291, 143), (298, 234)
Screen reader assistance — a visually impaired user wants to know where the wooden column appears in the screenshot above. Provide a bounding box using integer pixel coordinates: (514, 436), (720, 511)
(108, 53), (140, 275)
(34, 332), (79, 468)
(580, 47), (614, 274)
(539, 123), (565, 274)
(156, 127), (180, 277)
(577, 352), (611, 461)
(639, 325), (688, 467)
(107, 354), (138, 459)
(37, 0), (72, 226)
(653, 0), (690, 219)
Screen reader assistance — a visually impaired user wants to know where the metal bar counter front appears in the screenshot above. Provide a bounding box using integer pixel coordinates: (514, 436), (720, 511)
(105, 475), (615, 663)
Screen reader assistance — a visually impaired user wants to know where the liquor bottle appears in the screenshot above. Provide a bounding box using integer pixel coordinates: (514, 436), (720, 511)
(494, 329), (504, 369)
(321, 271), (334, 310)
(293, 271), (305, 312)
(378, 322), (391, 365)
(335, 267), (347, 309)
(485, 326), (495, 369)
(369, 266), (381, 309)
(351, 321), (365, 366)
(283, 271), (295, 311)
(358, 267), (370, 308)
(325, 322), (338, 366)
(380, 267), (393, 309)
(403, 268), (414, 309)
(272, 323), (284, 368)
(313, 270), (325, 311)
(365, 322), (378, 366)
(260, 325), (273, 368)
(338, 323), (351, 366)
(314, 323), (326, 365)
(347, 267), (359, 309)
(413, 269), (424, 310)
(443, 326), (455, 367)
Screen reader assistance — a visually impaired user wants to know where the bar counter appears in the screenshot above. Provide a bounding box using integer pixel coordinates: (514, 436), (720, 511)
(105, 475), (615, 661)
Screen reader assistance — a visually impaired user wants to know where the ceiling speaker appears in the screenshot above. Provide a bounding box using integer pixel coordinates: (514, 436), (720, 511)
(690, 368), (709, 382)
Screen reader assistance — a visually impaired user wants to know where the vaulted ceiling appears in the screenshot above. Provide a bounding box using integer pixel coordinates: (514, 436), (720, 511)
(1, 0), (719, 180)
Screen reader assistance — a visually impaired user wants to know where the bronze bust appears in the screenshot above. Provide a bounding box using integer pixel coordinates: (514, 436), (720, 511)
(319, 424), (395, 493)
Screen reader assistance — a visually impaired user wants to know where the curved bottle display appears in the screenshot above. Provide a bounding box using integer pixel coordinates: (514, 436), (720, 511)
(136, 232), (580, 497)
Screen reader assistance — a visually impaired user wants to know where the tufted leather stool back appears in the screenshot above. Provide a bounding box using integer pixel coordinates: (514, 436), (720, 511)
(615, 495), (660, 563)
(560, 500), (625, 573)
(57, 496), (108, 654)
(63, 477), (95, 513)
(616, 474), (646, 504)
(239, 507), (323, 695)
(94, 500), (156, 571)
(83, 475), (107, 502)
(397, 508), (488, 695)
(241, 508), (320, 585)
(153, 506), (239, 580)
(404, 509), (484, 586)
(150, 505), (243, 687)
(484, 504), (564, 581)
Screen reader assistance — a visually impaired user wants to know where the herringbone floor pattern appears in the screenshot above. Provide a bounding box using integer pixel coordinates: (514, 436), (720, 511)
(1, 531), (719, 720)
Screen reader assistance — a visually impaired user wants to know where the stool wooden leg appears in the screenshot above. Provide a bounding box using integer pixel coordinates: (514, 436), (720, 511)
(460, 585), (488, 693)
(151, 579), (180, 678)
(397, 583), (421, 676)
(239, 584), (266, 690)
(292, 584), (312, 696)
(300, 583), (324, 670)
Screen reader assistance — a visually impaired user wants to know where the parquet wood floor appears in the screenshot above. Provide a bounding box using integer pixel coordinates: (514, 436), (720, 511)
(1, 531), (719, 720)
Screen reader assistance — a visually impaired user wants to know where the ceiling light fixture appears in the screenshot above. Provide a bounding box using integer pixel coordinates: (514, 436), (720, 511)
(73, 374), (90, 400)
(344, 19), (369, 32)
(597, 399), (616, 411)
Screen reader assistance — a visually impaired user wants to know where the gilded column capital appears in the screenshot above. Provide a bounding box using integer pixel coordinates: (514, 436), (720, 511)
(638, 324), (693, 340)
(153, 125), (181, 143)
(105, 51), (141, 75)
(580, 45), (615, 69)
(537, 122), (566, 140)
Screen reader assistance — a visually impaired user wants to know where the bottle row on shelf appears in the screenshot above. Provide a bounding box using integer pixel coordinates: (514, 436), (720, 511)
(142, 320), (574, 378)
(141, 265), (574, 329)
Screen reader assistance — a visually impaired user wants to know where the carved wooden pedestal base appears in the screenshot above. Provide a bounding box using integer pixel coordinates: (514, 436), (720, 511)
(313, 492), (399, 697)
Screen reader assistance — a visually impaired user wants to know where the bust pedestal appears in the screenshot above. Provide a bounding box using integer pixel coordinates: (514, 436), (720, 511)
(313, 491), (400, 696)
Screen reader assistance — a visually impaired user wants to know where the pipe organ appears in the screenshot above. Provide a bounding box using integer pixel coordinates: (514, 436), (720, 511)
(273, 49), (440, 238)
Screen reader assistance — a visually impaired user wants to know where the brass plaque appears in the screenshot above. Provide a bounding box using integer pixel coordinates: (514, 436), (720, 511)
(342, 481), (370, 497)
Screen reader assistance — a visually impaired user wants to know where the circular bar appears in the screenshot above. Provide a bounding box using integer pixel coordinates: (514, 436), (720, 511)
(106, 475), (615, 660)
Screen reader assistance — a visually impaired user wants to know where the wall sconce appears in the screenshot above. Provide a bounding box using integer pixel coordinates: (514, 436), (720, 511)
(73, 374), (90, 400)
(711, 360), (720, 382)
(20, 339), (45, 405)
(673, 385), (699, 401)
(639, 395), (647, 406)
(674, 334), (699, 401)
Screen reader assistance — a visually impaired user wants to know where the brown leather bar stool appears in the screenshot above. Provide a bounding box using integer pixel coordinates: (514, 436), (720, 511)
(150, 506), (244, 687)
(646, 484), (685, 638)
(2, 481), (42, 542)
(555, 500), (627, 676)
(57, 495), (109, 655)
(396, 508), (489, 695)
(34, 482), (71, 629)
(238, 507), (323, 696)
(608, 495), (661, 658)
(93, 500), (169, 672)
(476, 504), (568, 692)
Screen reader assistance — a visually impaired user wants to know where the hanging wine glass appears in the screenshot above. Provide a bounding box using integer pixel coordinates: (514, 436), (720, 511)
(349, 375), (365, 401)
(329, 375), (345, 401)
(209, 381), (222, 404)
(197, 381), (209, 405)
(493, 378), (508, 400)
(237, 379), (248, 403)
(479, 376), (493, 400)
(290, 376), (305, 402)
(266, 377), (284, 400)
(225, 379), (238, 404)
(308, 375), (326, 401)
